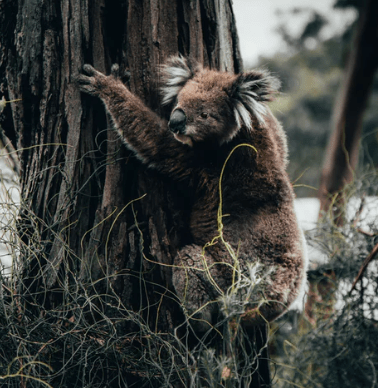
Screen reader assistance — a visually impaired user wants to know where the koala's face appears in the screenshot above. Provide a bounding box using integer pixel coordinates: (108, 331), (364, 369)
(161, 56), (280, 147)
(168, 71), (237, 147)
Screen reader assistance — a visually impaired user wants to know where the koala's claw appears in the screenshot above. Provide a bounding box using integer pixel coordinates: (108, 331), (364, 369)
(82, 64), (94, 74)
(111, 64), (130, 82)
(111, 64), (119, 78)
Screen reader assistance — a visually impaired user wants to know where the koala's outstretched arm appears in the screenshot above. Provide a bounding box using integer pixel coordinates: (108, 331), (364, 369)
(76, 64), (192, 178)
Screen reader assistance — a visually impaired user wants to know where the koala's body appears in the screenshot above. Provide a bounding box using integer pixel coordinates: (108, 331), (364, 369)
(77, 57), (308, 328)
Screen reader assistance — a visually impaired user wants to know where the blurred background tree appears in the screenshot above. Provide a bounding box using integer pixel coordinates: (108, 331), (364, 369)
(255, 0), (378, 200)
(260, 1), (378, 386)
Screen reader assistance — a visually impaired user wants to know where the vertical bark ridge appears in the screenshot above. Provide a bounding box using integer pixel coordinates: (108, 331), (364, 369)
(0, 1), (263, 386)
(0, 0), (245, 329)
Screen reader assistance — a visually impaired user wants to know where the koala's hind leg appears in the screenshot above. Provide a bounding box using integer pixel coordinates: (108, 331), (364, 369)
(172, 244), (230, 331)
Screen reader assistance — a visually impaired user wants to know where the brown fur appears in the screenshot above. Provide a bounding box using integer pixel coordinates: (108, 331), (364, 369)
(77, 58), (307, 329)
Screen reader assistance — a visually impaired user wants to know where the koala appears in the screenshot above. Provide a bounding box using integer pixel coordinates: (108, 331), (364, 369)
(77, 56), (308, 329)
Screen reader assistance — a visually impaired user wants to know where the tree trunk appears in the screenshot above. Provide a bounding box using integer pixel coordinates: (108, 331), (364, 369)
(0, 0), (270, 386)
(306, 0), (378, 327)
(318, 0), (378, 222)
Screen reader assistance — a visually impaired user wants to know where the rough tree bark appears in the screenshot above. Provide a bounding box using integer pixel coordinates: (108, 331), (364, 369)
(0, 0), (270, 387)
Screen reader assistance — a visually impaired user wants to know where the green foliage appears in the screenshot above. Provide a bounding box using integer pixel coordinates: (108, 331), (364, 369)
(258, 46), (340, 197)
(254, 15), (378, 198)
(334, 0), (362, 10)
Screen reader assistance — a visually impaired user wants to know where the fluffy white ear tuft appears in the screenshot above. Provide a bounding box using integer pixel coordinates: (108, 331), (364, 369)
(160, 56), (196, 106)
(231, 70), (280, 129)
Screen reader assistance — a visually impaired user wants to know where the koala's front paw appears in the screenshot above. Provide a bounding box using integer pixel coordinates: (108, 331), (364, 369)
(76, 64), (129, 97)
(75, 64), (108, 96)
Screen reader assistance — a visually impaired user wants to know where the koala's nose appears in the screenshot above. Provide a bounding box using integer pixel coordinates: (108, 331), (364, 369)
(168, 109), (187, 134)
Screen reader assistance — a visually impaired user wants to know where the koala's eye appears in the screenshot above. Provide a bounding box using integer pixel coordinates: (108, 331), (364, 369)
(201, 112), (209, 119)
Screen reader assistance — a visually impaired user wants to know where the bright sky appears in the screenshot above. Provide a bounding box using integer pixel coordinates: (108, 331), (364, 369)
(232, 0), (357, 65)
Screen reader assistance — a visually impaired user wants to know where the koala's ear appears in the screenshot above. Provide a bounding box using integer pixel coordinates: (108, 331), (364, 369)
(230, 70), (280, 129)
(160, 56), (197, 106)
